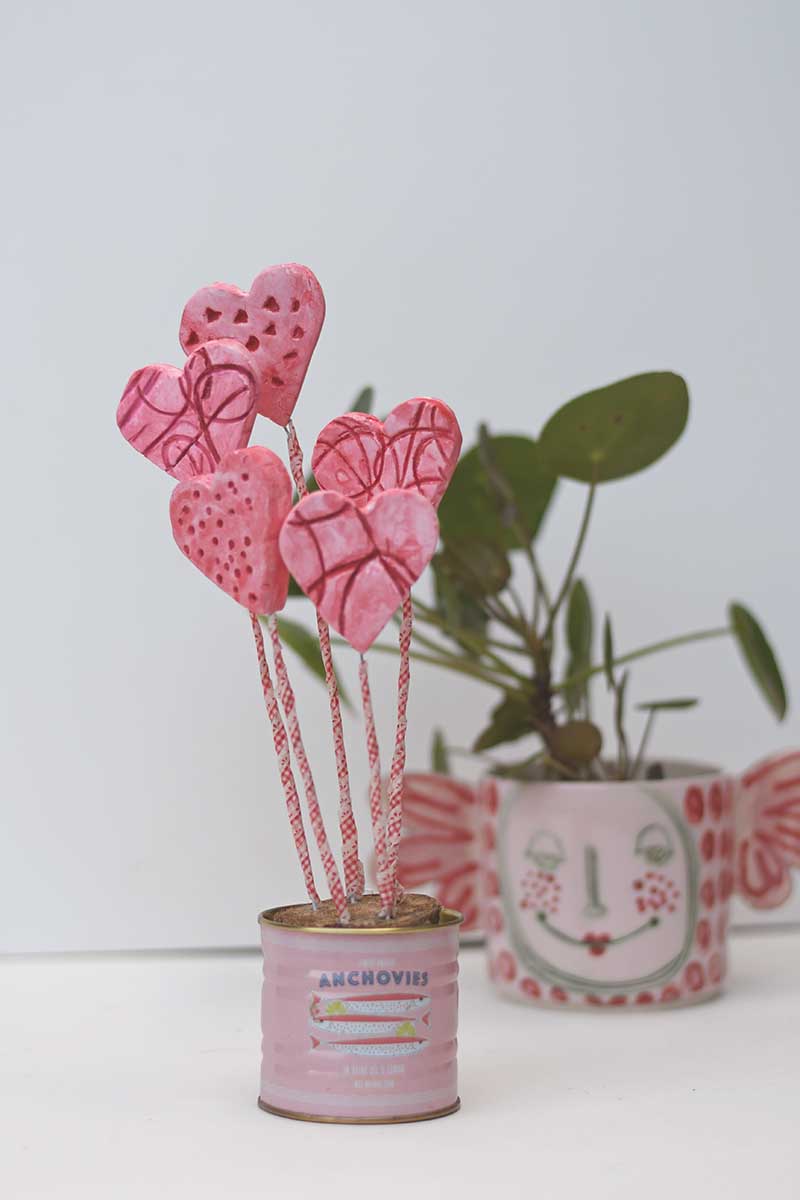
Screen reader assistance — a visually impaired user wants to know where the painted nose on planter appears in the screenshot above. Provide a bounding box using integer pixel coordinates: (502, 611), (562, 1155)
(582, 844), (608, 918)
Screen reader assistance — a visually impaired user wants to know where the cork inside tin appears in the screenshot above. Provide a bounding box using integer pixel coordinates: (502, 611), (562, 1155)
(265, 892), (443, 929)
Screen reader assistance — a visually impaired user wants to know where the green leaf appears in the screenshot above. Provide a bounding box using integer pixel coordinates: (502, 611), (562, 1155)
(473, 693), (533, 752)
(431, 728), (450, 775)
(288, 574), (304, 598)
(729, 602), (787, 720)
(549, 720), (603, 765)
(566, 579), (593, 666)
(438, 435), (557, 551)
(432, 558), (488, 647)
(602, 615), (615, 689)
(539, 372), (689, 483)
(350, 386), (374, 414)
(437, 539), (511, 598)
(636, 698), (699, 712)
(274, 616), (353, 712)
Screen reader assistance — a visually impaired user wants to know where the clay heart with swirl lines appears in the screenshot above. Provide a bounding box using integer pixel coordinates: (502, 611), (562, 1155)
(280, 490), (439, 653)
(117, 339), (258, 481)
(170, 446), (292, 613)
(311, 397), (461, 508)
(179, 263), (325, 426)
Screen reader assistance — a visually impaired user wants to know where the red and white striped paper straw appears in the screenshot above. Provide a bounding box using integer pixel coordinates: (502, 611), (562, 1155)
(383, 592), (413, 907)
(358, 654), (394, 914)
(267, 614), (349, 923)
(249, 611), (319, 907)
(285, 419), (364, 900)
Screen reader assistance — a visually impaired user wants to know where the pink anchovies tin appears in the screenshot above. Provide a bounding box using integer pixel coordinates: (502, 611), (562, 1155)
(258, 907), (462, 1123)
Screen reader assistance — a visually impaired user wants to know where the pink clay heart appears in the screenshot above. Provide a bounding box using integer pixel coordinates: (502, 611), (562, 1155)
(170, 446), (292, 613)
(179, 263), (325, 426)
(311, 397), (462, 508)
(280, 490), (439, 653)
(117, 339), (258, 481)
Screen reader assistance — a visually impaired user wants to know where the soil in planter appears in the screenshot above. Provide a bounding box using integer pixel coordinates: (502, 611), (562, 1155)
(269, 892), (442, 929)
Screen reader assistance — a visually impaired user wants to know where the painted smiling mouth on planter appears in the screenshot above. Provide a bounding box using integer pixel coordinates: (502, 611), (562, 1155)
(536, 911), (660, 954)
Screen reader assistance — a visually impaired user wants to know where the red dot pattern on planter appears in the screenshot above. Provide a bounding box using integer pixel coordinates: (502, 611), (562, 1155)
(719, 868), (734, 901)
(709, 782), (724, 821)
(685, 961), (705, 992)
(684, 786), (704, 824)
(486, 905), (504, 934)
(636, 992), (654, 1005)
(696, 918), (711, 951)
(700, 878), (716, 909)
(720, 829), (734, 860)
(483, 868), (500, 898)
(481, 824), (496, 853)
(609, 995), (628, 1006)
(550, 987), (568, 1004)
(585, 994), (603, 1006)
(700, 829), (716, 862)
(708, 952), (725, 984)
(480, 783), (499, 816)
(520, 977), (541, 1000)
(661, 985), (682, 1003)
(716, 911), (728, 945)
(495, 951), (517, 982)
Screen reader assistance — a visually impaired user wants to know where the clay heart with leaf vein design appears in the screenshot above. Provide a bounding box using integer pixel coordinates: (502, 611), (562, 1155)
(170, 446), (292, 613)
(179, 264), (325, 426)
(311, 398), (461, 508)
(280, 490), (439, 653)
(117, 340), (258, 480)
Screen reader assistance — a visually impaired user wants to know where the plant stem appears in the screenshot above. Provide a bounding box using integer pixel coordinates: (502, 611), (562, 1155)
(400, 614), (530, 686)
(546, 480), (596, 639)
(345, 639), (511, 690)
(412, 602), (529, 655)
(554, 626), (731, 693)
(631, 710), (656, 780)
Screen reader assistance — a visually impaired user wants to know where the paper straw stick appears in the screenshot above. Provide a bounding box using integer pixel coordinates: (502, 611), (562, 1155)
(249, 611), (319, 907)
(359, 655), (394, 914)
(267, 614), (349, 923)
(285, 418), (364, 899)
(384, 592), (413, 905)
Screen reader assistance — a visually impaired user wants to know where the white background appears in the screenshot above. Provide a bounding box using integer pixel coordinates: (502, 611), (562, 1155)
(1, 1), (798, 952)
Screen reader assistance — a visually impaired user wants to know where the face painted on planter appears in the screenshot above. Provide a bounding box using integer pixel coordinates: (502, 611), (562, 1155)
(500, 787), (697, 991)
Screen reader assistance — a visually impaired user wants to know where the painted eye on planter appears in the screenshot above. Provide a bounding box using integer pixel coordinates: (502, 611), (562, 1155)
(525, 830), (566, 872)
(635, 823), (674, 866)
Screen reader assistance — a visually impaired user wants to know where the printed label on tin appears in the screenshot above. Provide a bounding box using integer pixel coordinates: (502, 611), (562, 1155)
(309, 970), (431, 1059)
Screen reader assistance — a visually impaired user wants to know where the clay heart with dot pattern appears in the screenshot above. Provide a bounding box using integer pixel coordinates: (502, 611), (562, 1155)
(311, 398), (461, 508)
(279, 490), (439, 653)
(170, 446), (292, 613)
(117, 340), (259, 481)
(179, 263), (325, 426)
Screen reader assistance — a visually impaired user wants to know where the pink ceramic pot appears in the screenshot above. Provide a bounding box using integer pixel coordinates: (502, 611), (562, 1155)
(258, 904), (462, 1122)
(476, 754), (800, 1009)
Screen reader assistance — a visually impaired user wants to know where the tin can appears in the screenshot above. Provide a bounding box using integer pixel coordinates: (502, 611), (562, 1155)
(258, 904), (462, 1123)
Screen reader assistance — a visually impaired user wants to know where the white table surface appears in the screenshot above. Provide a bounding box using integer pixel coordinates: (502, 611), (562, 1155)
(2, 929), (798, 1199)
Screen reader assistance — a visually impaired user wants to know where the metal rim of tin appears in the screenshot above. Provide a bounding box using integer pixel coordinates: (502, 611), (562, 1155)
(257, 1097), (461, 1124)
(259, 904), (464, 935)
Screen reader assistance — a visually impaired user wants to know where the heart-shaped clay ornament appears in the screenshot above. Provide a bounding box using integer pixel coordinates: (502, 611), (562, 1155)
(280, 490), (439, 653)
(117, 340), (258, 481)
(179, 264), (325, 426)
(170, 446), (291, 613)
(311, 398), (461, 508)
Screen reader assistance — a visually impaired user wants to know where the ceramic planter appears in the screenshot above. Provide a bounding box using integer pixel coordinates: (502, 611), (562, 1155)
(476, 754), (800, 1008)
(258, 903), (463, 1122)
(385, 772), (482, 937)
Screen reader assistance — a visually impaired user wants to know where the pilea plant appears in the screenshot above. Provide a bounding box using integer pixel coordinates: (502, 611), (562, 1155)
(291, 372), (787, 781)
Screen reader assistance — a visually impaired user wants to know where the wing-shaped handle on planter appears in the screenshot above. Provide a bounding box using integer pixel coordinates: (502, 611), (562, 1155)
(374, 773), (481, 930)
(736, 750), (800, 909)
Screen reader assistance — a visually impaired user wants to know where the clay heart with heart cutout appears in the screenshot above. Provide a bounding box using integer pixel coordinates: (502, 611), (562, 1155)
(279, 490), (439, 653)
(117, 339), (258, 481)
(170, 446), (292, 613)
(179, 264), (325, 426)
(311, 397), (461, 508)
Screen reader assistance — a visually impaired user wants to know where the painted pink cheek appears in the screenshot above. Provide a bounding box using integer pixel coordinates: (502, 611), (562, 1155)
(520, 869), (561, 915)
(685, 786), (705, 823)
(520, 977), (541, 1000)
(633, 872), (680, 913)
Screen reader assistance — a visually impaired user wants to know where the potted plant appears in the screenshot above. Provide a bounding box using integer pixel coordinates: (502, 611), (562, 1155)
(117, 263), (464, 1119)
(293, 372), (797, 1007)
